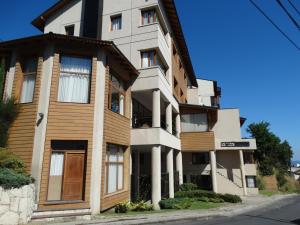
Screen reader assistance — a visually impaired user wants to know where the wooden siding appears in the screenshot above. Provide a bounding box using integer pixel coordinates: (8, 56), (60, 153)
(38, 54), (97, 210)
(172, 40), (188, 103)
(7, 56), (43, 171)
(181, 132), (215, 152)
(100, 64), (131, 211)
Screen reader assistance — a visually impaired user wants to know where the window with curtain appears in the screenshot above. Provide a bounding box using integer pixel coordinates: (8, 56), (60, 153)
(109, 74), (125, 116)
(181, 114), (208, 132)
(105, 144), (124, 194)
(246, 176), (257, 188)
(142, 9), (157, 25)
(57, 56), (91, 103)
(111, 15), (122, 31)
(20, 58), (37, 103)
(141, 50), (167, 74)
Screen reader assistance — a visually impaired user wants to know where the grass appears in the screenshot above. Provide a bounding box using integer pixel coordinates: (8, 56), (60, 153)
(259, 190), (279, 197)
(189, 201), (223, 210)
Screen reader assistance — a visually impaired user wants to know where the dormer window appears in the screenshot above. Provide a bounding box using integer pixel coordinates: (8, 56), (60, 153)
(111, 15), (122, 31)
(142, 9), (157, 25)
(65, 25), (75, 36)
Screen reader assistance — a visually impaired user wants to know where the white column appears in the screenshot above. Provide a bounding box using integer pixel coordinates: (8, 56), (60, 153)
(176, 151), (183, 185)
(90, 51), (107, 214)
(152, 89), (161, 127)
(166, 103), (172, 133)
(167, 148), (174, 198)
(176, 114), (181, 138)
(152, 145), (161, 210)
(31, 46), (54, 203)
(239, 150), (248, 196)
(210, 150), (218, 193)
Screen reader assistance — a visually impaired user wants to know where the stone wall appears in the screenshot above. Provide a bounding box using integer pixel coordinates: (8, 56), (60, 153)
(0, 184), (35, 225)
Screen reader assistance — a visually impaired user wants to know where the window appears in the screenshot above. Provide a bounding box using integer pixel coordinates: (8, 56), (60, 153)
(142, 9), (157, 25)
(141, 50), (168, 74)
(20, 58), (37, 103)
(57, 56), (91, 103)
(181, 113), (208, 132)
(109, 74), (125, 115)
(65, 25), (75, 36)
(111, 15), (122, 31)
(244, 152), (255, 164)
(192, 153), (210, 165)
(105, 144), (124, 194)
(246, 176), (257, 188)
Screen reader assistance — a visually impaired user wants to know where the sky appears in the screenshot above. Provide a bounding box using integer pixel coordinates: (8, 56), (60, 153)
(0, 0), (299, 160)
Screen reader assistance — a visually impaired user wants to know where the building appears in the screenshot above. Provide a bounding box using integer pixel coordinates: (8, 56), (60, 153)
(0, 0), (258, 219)
(182, 78), (258, 196)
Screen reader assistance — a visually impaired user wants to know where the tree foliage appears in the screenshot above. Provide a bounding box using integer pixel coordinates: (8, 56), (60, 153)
(247, 122), (293, 176)
(0, 59), (3, 100)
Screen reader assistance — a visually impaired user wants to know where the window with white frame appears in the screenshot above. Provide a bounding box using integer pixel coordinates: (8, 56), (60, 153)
(246, 176), (257, 188)
(142, 9), (157, 25)
(111, 15), (122, 31)
(105, 144), (125, 194)
(20, 58), (37, 103)
(109, 74), (125, 116)
(57, 56), (91, 103)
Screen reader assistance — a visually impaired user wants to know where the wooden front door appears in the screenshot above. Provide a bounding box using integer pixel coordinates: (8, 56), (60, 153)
(62, 152), (85, 201)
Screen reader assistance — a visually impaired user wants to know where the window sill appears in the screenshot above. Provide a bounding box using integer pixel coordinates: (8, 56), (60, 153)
(103, 189), (127, 198)
(138, 22), (159, 28)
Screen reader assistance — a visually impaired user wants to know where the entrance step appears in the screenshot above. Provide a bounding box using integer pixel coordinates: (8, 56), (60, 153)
(30, 208), (91, 223)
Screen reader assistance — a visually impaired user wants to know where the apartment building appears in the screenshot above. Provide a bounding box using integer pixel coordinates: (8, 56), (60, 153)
(183, 79), (258, 195)
(0, 0), (258, 219)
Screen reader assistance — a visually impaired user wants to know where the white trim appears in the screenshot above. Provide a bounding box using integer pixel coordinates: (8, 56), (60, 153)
(90, 51), (106, 215)
(31, 46), (54, 202)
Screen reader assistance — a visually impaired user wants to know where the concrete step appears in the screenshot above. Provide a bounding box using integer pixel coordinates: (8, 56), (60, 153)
(30, 208), (91, 223)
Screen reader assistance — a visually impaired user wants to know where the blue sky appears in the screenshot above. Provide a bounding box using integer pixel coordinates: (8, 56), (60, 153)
(0, 0), (299, 160)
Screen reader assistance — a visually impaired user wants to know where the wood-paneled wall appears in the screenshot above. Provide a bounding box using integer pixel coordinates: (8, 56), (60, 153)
(100, 64), (131, 211)
(38, 54), (97, 210)
(7, 56), (43, 171)
(181, 132), (215, 152)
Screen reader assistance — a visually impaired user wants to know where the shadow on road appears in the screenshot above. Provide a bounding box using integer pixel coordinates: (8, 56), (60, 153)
(291, 219), (300, 225)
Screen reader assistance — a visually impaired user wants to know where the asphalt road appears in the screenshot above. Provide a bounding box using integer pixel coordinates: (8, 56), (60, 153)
(151, 196), (300, 225)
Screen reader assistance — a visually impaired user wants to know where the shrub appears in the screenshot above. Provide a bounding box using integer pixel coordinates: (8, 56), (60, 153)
(220, 194), (242, 203)
(130, 200), (153, 212)
(0, 148), (26, 173)
(0, 168), (33, 189)
(256, 174), (265, 190)
(159, 198), (193, 209)
(179, 183), (197, 192)
(115, 201), (130, 213)
(276, 172), (287, 188)
(175, 190), (241, 203)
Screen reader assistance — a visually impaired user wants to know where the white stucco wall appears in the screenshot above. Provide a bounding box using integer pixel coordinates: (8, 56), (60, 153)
(44, 0), (84, 36)
(197, 79), (214, 106)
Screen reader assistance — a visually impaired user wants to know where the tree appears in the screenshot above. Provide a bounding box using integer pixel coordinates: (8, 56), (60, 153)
(0, 58), (4, 99)
(247, 122), (293, 176)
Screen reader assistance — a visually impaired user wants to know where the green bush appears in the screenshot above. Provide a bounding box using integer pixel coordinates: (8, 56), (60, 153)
(220, 194), (242, 203)
(276, 172), (287, 188)
(130, 200), (153, 212)
(256, 175), (265, 190)
(159, 198), (193, 209)
(0, 168), (33, 189)
(179, 183), (197, 192)
(175, 190), (241, 203)
(115, 201), (130, 213)
(0, 149), (26, 173)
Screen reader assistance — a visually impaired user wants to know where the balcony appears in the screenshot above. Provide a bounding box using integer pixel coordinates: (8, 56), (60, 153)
(181, 132), (215, 152)
(131, 127), (180, 149)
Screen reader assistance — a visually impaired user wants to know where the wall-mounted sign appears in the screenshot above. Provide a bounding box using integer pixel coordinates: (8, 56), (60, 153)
(221, 142), (250, 148)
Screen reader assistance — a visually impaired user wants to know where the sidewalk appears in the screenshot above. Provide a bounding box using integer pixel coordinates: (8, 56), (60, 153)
(46, 194), (297, 225)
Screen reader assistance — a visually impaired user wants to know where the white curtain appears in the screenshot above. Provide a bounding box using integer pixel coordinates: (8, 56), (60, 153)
(108, 164), (117, 193)
(58, 56), (91, 103)
(149, 51), (155, 66)
(50, 153), (64, 176)
(142, 52), (148, 68)
(20, 75), (36, 103)
(107, 146), (124, 193)
(181, 114), (208, 132)
(112, 17), (121, 30)
(247, 177), (255, 188)
(118, 164), (123, 190)
(119, 95), (125, 115)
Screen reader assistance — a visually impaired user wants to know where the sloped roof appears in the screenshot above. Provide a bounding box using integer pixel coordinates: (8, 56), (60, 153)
(0, 33), (139, 77)
(31, 0), (197, 86)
